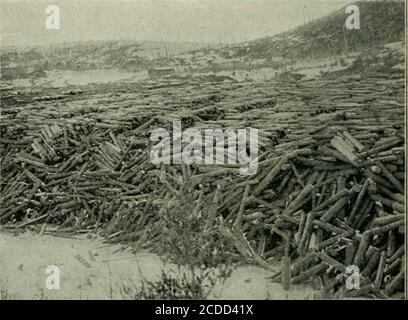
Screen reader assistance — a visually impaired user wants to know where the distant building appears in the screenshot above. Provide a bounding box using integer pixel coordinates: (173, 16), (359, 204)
(148, 67), (175, 78)
(27, 68), (46, 78)
(276, 72), (305, 84)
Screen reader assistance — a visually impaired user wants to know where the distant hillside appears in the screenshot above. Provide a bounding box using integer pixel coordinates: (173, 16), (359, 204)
(226, 1), (405, 60)
(0, 1), (404, 77)
(0, 40), (212, 73)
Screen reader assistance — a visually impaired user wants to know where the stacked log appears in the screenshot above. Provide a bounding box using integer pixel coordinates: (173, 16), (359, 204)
(0, 74), (405, 298)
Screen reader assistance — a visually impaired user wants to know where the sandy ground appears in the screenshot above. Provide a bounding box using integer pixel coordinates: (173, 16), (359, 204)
(0, 230), (319, 300)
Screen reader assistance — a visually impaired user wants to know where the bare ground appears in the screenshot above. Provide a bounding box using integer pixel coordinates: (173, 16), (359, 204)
(0, 231), (319, 300)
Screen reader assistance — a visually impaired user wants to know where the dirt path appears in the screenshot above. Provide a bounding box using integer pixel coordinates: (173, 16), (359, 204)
(0, 231), (319, 300)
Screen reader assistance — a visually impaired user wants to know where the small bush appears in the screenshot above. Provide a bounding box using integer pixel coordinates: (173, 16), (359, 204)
(125, 171), (236, 299)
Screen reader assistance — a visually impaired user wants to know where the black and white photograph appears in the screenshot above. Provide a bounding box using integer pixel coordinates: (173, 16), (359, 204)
(0, 0), (406, 303)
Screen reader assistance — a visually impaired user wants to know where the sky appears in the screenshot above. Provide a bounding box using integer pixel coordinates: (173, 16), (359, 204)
(0, 0), (355, 46)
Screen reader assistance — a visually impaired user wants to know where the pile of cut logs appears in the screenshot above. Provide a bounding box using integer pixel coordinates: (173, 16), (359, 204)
(0, 75), (405, 298)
